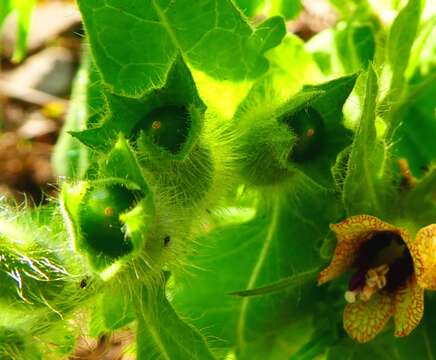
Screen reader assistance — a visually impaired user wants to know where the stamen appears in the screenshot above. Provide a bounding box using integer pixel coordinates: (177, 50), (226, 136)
(366, 264), (389, 288)
(360, 264), (389, 301)
(345, 290), (357, 303)
(360, 285), (379, 301)
(344, 264), (390, 303)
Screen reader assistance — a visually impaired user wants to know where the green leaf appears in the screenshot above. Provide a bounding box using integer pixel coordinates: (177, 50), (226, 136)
(100, 134), (149, 190)
(406, 15), (436, 77)
(173, 181), (341, 354)
(342, 66), (384, 215)
(392, 73), (436, 177)
(233, 0), (302, 19)
(86, 59), (109, 128)
(241, 34), (323, 104)
(233, 0), (263, 16)
(52, 54), (90, 179)
(404, 167), (436, 226)
(190, 32), (317, 120)
(101, 285), (136, 330)
(69, 127), (111, 151)
(136, 284), (215, 360)
(302, 73), (358, 127)
(387, 0), (423, 94)
(326, 335), (398, 359)
(278, 0), (303, 19)
(336, 23), (376, 72)
(237, 316), (315, 360)
(0, 0), (12, 29)
(267, 0), (303, 20)
(77, 0), (286, 97)
(230, 270), (318, 297)
(11, 0), (36, 62)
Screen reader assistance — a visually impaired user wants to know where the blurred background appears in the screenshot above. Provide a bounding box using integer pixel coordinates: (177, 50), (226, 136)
(0, 0), (80, 203)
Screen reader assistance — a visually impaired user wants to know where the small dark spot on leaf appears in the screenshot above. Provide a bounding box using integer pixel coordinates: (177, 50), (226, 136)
(80, 279), (87, 288)
(164, 236), (171, 246)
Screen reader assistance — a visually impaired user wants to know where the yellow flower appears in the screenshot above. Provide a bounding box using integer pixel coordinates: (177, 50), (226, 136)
(318, 215), (436, 343)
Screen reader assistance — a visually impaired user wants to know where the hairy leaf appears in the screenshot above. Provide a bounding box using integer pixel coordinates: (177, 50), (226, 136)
(343, 66), (384, 215)
(336, 24), (376, 72)
(52, 54), (90, 179)
(230, 270), (318, 297)
(173, 180), (341, 355)
(77, 0), (285, 97)
(392, 73), (436, 177)
(136, 285), (215, 360)
(387, 0), (423, 89)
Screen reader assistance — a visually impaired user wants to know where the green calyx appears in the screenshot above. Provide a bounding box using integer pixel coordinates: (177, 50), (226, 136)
(238, 122), (295, 187)
(135, 103), (214, 207)
(140, 141), (215, 207)
(61, 180), (152, 272)
(136, 104), (204, 161)
(134, 105), (191, 155)
(234, 89), (325, 187)
(282, 106), (325, 163)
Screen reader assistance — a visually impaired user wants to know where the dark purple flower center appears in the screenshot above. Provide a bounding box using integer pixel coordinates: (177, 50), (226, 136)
(348, 231), (414, 294)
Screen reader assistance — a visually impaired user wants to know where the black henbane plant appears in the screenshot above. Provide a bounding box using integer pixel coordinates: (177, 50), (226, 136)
(0, 0), (435, 359)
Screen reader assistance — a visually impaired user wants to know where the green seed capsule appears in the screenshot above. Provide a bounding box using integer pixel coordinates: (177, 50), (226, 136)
(135, 105), (190, 154)
(62, 181), (152, 272)
(282, 106), (325, 163)
(237, 121), (294, 186)
(78, 184), (137, 259)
